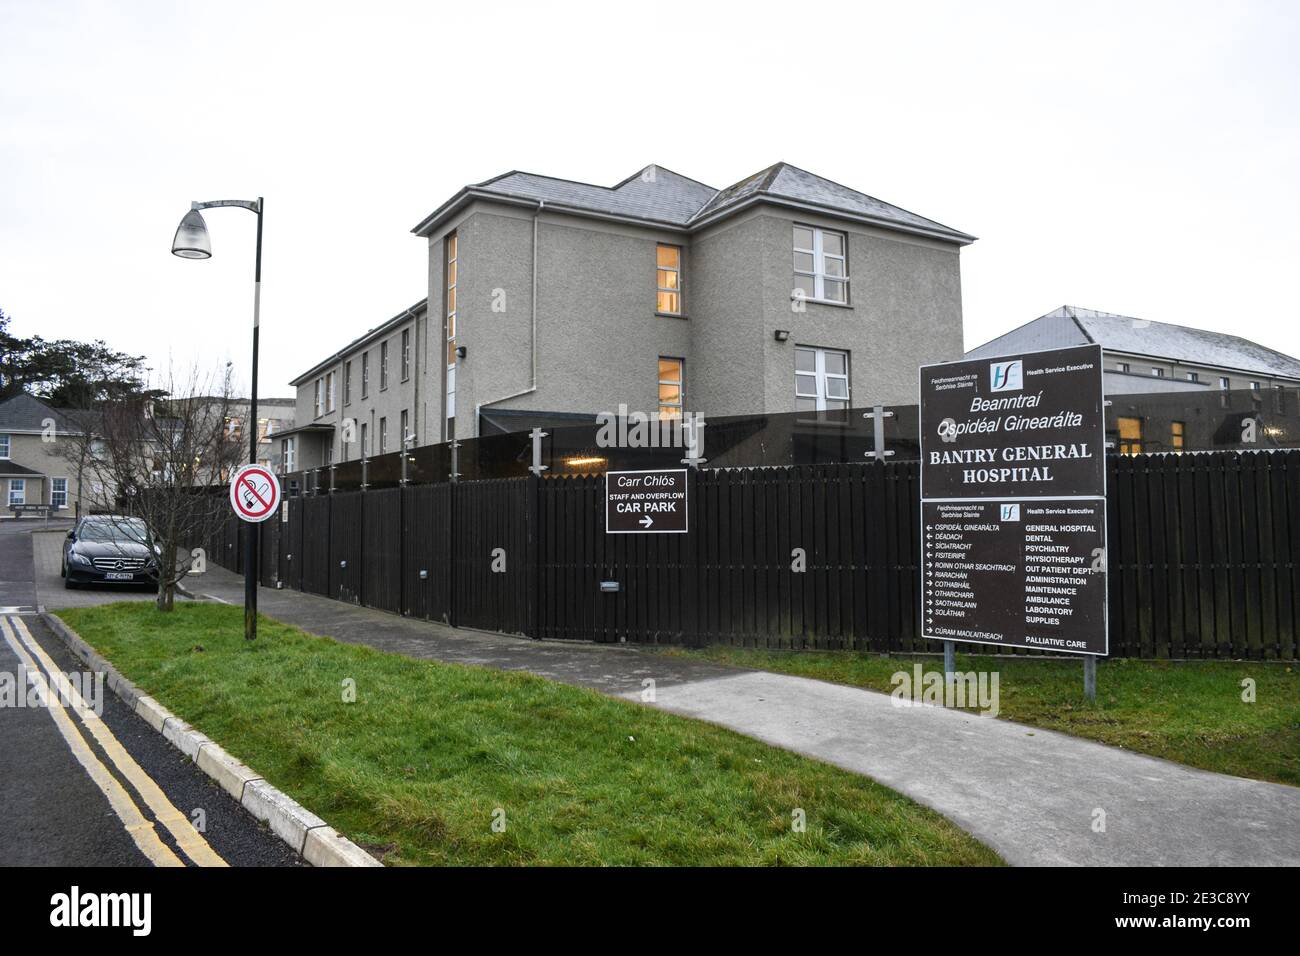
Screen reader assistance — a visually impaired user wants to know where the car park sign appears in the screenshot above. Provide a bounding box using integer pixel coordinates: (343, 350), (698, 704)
(229, 463), (281, 523)
(605, 468), (689, 533)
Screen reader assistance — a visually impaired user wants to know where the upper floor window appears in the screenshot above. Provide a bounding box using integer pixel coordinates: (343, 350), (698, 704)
(447, 233), (458, 366)
(792, 226), (848, 304)
(1219, 376), (1230, 389)
(313, 379), (323, 418)
(380, 341), (390, 390)
(379, 416), (388, 454)
(401, 329), (411, 381)
(400, 409), (410, 448)
(1116, 362), (1130, 373)
(1186, 371), (1199, 383)
(1250, 381), (1261, 391)
(51, 477), (68, 509)
(1117, 416), (1143, 455)
(1171, 421), (1185, 451)
(1151, 367), (1165, 377)
(325, 371), (336, 412)
(361, 352), (370, 398)
(657, 358), (684, 419)
(0, 433), (9, 459)
(344, 361), (353, 405)
(225, 417), (242, 441)
(656, 245), (682, 315)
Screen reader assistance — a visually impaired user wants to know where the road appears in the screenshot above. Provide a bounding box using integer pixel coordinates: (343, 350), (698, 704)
(0, 520), (300, 866)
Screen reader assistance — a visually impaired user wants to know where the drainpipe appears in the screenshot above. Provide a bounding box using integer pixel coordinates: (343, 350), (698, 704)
(474, 199), (542, 435)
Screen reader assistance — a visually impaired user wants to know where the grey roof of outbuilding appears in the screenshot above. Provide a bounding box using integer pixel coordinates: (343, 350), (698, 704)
(970, 306), (1300, 380)
(411, 162), (975, 245)
(0, 393), (87, 433)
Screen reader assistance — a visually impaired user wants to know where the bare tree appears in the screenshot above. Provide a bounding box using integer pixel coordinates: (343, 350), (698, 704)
(53, 364), (245, 611)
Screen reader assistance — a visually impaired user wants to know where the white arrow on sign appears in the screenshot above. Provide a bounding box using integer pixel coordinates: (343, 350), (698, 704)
(639, 515), (654, 528)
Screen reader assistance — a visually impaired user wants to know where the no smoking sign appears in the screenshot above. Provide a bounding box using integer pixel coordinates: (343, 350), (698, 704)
(229, 463), (281, 523)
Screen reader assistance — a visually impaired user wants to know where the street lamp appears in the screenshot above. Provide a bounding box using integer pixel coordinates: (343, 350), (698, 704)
(172, 197), (264, 640)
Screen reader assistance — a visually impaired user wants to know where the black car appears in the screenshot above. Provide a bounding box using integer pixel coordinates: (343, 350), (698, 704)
(62, 516), (161, 589)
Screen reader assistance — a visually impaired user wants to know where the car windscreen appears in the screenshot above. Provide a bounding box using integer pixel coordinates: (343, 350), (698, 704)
(79, 520), (149, 544)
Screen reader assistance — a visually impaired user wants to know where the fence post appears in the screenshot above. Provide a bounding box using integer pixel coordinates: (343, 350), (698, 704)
(526, 473), (541, 639)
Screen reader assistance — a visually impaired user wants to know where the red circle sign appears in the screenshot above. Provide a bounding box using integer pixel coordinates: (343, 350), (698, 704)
(229, 464), (281, 523)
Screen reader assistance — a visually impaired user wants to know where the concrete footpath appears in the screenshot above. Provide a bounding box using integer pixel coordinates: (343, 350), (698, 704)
(41, 540), (1300, 867)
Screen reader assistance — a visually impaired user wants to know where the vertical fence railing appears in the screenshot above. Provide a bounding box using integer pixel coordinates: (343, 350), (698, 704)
(204, 450), (1300, 660)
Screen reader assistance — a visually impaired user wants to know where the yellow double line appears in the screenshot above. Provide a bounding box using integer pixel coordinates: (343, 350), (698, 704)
(0, 616), (227, 867)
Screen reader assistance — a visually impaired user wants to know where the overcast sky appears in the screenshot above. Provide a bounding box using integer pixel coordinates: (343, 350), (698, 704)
(2, 0), (1298, 398)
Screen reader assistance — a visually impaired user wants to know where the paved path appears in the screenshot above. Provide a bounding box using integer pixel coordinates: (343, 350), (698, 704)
(69, 549), (1300, 867)
(1, 525), (298, 866)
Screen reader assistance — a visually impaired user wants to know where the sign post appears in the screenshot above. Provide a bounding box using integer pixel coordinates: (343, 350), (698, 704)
(229, 463), (282, 641)
(919, 344), (1108, 696)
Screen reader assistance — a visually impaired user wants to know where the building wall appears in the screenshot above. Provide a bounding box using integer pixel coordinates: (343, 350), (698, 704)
(1, 433), (83, 514)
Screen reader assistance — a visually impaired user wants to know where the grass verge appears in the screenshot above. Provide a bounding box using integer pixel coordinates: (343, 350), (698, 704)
(55, 602), (1001, 866)
(655, 646), (1300, 787)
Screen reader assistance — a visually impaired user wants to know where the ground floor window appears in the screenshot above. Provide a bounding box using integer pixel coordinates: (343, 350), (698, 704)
(1118, 416), (1143, 454)
(658, 357), (684, 419)
(281, 437), (296, 471)
(794, 346), (850, 413)
(8, 478), (25, 505)
(1171, 421), (1185, 451)
(51, 477), (68, 509)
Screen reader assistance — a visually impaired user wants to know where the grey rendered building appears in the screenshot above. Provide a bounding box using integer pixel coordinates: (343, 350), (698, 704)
(286, 162), (974, 467)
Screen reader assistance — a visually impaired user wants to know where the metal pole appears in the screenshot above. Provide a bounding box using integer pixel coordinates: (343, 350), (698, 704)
(943, 640), (955, 680)
(244, 197), (263, 641)
(1083, 655), (1096, 701)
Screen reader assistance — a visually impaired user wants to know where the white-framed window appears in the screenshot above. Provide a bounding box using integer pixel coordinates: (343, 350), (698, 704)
(379, 417), (388, 454)
(656, 245), (682, 315)
(401, 329), (411, 382)
(794, 346), (850, 412)
(225, 417), (242, 440)
(792, 226), (848, 304)
(344, 361), (352, 405)
(360, 422), (368, 458)
(1220, 376), (1231, 389)
(1250, 381), (1261, 391)
(380, 341), (390, 390)
(8, 478), (25, 506)
(281, 437), (296, 472)
(0, 434), (9, 459)
(1117, 362), (1130, 373)
(1186, 371), (1199, 382)
(400, 409), (410, 448)
(51, 477), (68, 509)
(657, 357), (684, 419)
(361, 352), (370, 399)
(1151, 367), (1164, 377)
(313, 378), (323, 417)
(325, 371), (336, 412)
(446, 232), (458, 438)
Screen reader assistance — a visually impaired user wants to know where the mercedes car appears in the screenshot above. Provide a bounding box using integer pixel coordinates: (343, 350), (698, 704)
(62, 515), (161, 589)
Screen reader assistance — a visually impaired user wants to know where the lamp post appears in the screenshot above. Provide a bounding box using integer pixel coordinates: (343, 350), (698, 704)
(172, 197), (264, 640)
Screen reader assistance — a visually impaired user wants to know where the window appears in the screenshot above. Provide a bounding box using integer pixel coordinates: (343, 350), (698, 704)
(792, 226), (848, 304)
(1186, 372), (1199, 383)
(794, 346), (850, 412)
(380, 341), (390, 390)
(344, 361), (353, 405)
(8, 478), (25, 506)
(401, 329), (411, 381)
(1250, 381), (1261, 391)
(0, 434), (8, 458)
(446, 233), (458, 438)
(1171, 421), (1185, 451)
(225, 417), (242, 441)
(1151, 367), (1165, 377)
(326, 443), (334, 465)
(656, 245), (682, 315)
(51, 477), (68, 509)
(1220, 376), (1230, 389)
(281, 437), (296, 471)
(313, 379), (323, 418)
(325, 371), (336, 413)
(360, 422), (369, 458)
(361, 352), (370, 398)
(400, 409), (410, 448)
(657, 358), (684, 419)
(1117, 362), (1131, 373)
(378, 417), (388, 454)
(260, 418), (275, 440)
(1117, 417), (1143, 455)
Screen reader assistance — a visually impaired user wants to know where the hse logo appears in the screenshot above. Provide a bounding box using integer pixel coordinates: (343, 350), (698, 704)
(990, 360), (1023, 392)
(999, 503), (1020, 521)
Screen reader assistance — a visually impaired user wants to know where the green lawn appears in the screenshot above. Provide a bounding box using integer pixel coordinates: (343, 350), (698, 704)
(55, 603), (1000, 867)
(655, 646), (1300, 787)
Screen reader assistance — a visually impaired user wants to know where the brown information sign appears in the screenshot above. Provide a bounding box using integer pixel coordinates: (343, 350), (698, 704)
(605, 469), (689, 534)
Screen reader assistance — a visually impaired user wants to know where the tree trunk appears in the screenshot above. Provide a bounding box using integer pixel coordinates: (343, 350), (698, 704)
(155, 533), (176, 612)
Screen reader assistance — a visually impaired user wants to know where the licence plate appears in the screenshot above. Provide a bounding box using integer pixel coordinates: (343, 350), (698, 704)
(104, 572), (134, 581)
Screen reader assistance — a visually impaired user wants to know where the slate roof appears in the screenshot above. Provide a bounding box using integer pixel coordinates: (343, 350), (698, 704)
(969, 306), (1300, 380)
(0, 393), (87, 433)
(411, 162), (975, 244)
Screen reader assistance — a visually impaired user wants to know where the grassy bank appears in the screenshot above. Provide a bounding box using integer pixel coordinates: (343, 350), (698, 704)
(55, 603), (1000, 866)
(655, 646), (1300, 786)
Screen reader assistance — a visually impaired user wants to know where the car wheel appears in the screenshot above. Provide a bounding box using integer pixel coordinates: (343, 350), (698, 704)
(64, 577), (78, 590)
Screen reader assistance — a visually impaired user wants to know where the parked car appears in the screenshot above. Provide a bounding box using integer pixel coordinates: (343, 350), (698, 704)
(62, 515), (160, 589)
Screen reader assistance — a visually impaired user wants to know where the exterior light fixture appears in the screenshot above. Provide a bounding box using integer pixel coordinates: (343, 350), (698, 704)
(774, 329), (790, 342)
(455, 345), (467, 359)
(171, 208), (212, 259)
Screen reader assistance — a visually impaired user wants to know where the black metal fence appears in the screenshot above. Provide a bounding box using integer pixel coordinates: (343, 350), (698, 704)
(200, 448), (1300, 660)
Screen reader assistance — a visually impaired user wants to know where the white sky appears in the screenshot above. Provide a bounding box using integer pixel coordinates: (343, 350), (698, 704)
(2, 0), (1298, 398)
